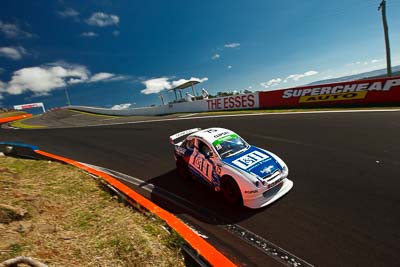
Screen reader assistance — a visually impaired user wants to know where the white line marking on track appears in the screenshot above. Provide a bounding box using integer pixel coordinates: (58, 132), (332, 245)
(100, 117), (119, 121)
(178, 113), (197, 118)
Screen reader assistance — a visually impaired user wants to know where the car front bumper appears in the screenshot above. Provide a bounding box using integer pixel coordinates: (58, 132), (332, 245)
(243, 178), (294, 209)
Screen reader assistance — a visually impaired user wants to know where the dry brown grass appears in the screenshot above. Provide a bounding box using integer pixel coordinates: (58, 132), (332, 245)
(0, 156), (185, 266)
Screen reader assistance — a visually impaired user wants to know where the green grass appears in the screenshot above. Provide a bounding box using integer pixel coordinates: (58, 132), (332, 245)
(10, 243), (23, 255)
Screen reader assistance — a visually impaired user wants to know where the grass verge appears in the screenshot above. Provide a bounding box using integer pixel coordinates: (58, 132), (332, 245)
(0, 156), (184, 266)
(70, 109), (120, 118)
(9, 118), (47, 129)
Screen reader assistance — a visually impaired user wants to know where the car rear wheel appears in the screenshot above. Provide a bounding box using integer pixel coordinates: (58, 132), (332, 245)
(176, 158), (189, 179)
(221, 176), (242, 205)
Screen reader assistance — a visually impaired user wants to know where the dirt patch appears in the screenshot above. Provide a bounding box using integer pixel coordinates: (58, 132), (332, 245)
(0, 157), (184, 266)
(0, 204), (28, 223)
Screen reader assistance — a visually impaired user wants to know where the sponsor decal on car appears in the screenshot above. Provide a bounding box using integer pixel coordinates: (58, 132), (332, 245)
(244, 190), (259, 194)
(232, 151), (269, 169)
(175, 146), (186, 155)
(212, 134), (238, 148)
(222, 146), (281, 179)
(216, 165), (222, 175)
(260, 165), (275, 175)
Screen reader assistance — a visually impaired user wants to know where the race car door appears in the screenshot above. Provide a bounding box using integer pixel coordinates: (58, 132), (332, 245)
(189, 139), (214, 183)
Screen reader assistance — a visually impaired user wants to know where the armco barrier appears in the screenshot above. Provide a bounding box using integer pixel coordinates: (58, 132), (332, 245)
(259, 76), (400, 108)
(0, 142), (236, 267)
(69, 93), (259, 116)
(70, 77), (400, 117)
(0, 114), (32, 124)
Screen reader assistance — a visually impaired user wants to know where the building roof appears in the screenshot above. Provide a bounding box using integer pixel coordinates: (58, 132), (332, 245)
(168, 80), (200, 91)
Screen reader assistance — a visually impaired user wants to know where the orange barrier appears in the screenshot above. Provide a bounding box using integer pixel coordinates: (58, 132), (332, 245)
(35, 150), (237, 267)
(0, 114), (33, 124)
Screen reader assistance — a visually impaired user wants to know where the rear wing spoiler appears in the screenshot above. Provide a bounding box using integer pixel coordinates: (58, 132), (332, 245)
(169, 128), (201, 145)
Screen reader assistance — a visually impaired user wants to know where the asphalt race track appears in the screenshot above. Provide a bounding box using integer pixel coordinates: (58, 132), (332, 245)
(1, 110), (400, 266)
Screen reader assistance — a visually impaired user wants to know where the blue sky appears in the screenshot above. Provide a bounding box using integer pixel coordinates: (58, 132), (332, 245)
(0, 0), (399, 111)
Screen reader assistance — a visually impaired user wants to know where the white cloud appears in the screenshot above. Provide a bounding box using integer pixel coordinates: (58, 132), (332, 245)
(112, 30), (120, 36)
(260, 78), (282, 88)
(0, 46), (27, 60)
(171, 77), (208, 88)
(211, 54), (220, 60)
(7, 65), (89, 95)
(111, 103), (132, 110)
(0, 21), (34, 39)
(224, 42), (240, 48)
(284, 70), (318, 82)
(57, 8), (79, 18)
(80, 31), (98, 37)
(141, 76), (208, 95)
(346, 59), (383, 67)
(141, 78), (171, 95)
(1, 63), (122, 97)
(324, 58), (388, 79)
(88, 72), (115, 82)
(227, 65), (232, 69)
(107, 75), (130, 82)
(86, 12), (119, 27)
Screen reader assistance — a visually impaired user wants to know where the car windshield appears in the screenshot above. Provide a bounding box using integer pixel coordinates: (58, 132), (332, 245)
(213, 134), (249, 159)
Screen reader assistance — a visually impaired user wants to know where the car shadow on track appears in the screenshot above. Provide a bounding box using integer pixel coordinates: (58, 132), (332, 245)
(142, 169), (273, 225)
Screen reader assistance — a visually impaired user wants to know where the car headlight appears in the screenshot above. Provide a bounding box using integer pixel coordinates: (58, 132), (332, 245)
(281, 165), (289, 177)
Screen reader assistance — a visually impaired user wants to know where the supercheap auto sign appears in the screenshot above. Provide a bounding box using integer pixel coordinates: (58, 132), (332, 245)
(259, 77), (400, 108)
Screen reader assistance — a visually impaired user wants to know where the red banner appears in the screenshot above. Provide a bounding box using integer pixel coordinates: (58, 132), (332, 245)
(206, 93), (258, 111)
(259, 77), (400, 108)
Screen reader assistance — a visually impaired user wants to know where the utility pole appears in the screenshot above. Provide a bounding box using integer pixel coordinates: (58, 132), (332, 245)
(159, 92), (165, 105)
(378, 0), (392, 77)
(65, 88), (71, 106)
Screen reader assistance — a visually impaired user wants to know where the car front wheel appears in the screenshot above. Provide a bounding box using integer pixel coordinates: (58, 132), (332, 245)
(221, 176), (242, 205)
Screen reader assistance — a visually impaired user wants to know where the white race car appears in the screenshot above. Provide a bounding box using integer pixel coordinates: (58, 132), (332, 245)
(170, 127), (293, 209)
